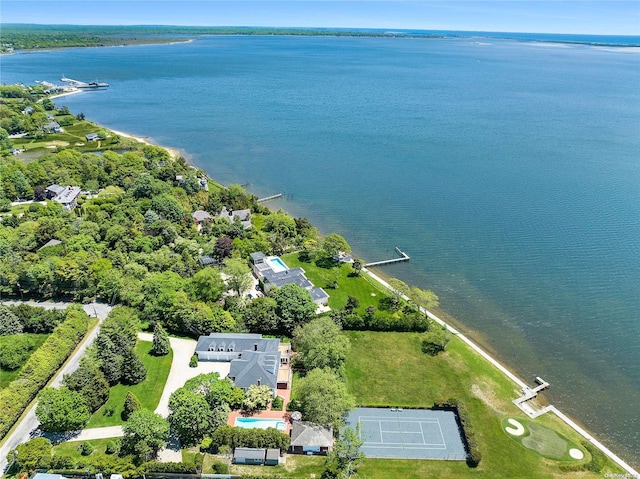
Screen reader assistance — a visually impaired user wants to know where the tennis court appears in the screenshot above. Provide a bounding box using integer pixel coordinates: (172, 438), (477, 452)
(346, 407), (467, 460)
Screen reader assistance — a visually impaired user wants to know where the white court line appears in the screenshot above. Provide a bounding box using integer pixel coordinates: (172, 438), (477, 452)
(418, 420), (426, 445)
(363, 444), (448, 450)
(381, 430), (422, 434)
(434, 419), (446, 448)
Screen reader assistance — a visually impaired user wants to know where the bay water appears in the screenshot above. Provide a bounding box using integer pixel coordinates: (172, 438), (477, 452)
(2, 34), (639, 463)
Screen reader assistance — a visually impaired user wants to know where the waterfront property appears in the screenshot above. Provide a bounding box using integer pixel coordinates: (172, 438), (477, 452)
(289, 421), (334, 455)
(216, 206), (252, 229)
(249, 252), (330, 307)
(192, 209), (212, 230)
(194, 333), (292, 394)
(85, 133), (100, 141)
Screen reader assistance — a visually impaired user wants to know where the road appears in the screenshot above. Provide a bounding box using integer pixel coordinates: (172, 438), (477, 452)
(0, 300), (112, 475)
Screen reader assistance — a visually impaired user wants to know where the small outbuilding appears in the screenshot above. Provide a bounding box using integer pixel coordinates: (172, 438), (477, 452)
(234, 447), (266, 465)
(265, 448), (280, 466)
(290, 421), (334, 455)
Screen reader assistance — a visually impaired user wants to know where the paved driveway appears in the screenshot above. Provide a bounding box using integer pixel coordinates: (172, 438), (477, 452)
(137, 333), (230, 417)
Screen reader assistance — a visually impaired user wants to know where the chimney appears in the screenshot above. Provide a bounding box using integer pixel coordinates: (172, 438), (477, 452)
(254, 343), (258, 351)
(257, 378), (261, 386)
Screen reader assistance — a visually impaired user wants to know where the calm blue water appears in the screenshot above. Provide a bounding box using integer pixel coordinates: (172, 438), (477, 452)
(2, 34), (639, 463)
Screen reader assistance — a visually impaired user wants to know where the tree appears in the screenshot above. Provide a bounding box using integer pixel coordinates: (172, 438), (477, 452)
(0, 305), (23, 335)
(351, 259), (363, 277)
(122, 409), (170, 462)
(321, 426), (364, 479)
(152, 322), (171, 356)
(0, 335), (35, 370)
(243, 385), (273, 411)
(273, 284), (317, 334)
(36, 387), (90, 432)
(293, 317), (351, 372)
(7, 437), (52, 473)
(421, 320), (451, 356)
(191, 267), (226, 303)
(214, 236), (233, 260)
(295, 368), (355, 429)
(322, 233), (351, 258)
(168, 389), (215, 446)
(123, 391), (143, 420)
(388, 278), (410, 298)
(121, 348), (147, 385)
(242, 296), (279, 334)
(409, 287), (439, 311)
(63, 357), (110, 412)
(223, 258), (252, 296)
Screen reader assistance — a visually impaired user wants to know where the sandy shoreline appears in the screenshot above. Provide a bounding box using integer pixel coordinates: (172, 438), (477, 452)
(48, 89), (84, 100)
(107, 127), (182, 159)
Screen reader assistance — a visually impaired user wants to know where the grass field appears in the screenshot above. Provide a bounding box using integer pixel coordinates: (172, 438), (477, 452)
(343, 331), (624, 478)
(282, 253), (390, 312)
(85, 340), (172, 427)
(53, 438), (115, 460)
(0, 333), (50, 389)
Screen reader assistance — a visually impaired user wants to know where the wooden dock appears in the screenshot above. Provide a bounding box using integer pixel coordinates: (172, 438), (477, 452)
(364, 247), (410, 267)
(257, 193), (283, 203)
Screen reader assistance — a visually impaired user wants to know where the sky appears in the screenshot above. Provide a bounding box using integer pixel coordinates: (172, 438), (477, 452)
(1, 1), (639, 36)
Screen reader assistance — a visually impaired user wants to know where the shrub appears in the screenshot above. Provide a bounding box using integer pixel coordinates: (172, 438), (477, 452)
(211, 426), (291, 451)
(210, 460), (228, 474)
(50, 454), (75, 469)
(120, 349), (147, 385)
(105, 440), (120, 455)
(0, 305), (23, 335)
(103, 405), (115, 417)
(271, 395), (284, 411)
(79, 441), (94, 456)
(122, 391), (142, 421)
(0, 335), (35, 370)
(189, 354), (198, 368)
(9, 437), (53, 473)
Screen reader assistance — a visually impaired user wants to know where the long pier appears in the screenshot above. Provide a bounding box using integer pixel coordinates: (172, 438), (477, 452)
(257, 193), (283, 203)
(364, 247), (410, 267)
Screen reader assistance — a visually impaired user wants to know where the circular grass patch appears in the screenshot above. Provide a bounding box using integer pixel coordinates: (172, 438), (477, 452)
(501, 417), (587, 462)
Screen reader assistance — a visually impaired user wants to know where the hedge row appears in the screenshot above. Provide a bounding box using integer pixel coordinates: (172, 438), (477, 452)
(211, 426), (291, 451)
(0, 306), (89, 439)
(433, 400), (482, 468)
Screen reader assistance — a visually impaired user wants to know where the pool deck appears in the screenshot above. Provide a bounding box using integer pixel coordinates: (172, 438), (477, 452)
(227, 386), (292, 433)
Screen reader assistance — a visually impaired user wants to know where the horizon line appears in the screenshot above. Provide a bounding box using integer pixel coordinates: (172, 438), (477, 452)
(3, 23), (640, 38)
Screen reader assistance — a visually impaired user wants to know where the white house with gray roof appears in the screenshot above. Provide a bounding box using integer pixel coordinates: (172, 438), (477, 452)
(194, 333), (291, 393)
(216, 206), (252, 229)
(52, 186), (82, 210)
(250, 252), (330, 307)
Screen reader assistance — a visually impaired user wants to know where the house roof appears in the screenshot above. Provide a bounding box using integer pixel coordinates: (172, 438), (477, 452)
(195, 333), (278, 354)
(309, 287), (330, 302)
(192, 210), (212, 222)
(86, 133), (100, 140)
(290, 422), (334, 448)
(33, 474), (68, 479)
(234, 447), (266, 461)
(250, 251), (266, 262)
(46, 184), (65, 195)
(261, 267), (313, 290)
(198, 255), (218, 266)
(39, 238), (62, 250)
(229, 349), (280, 390)
(53, 186), (81, 205)
(266, 449), (280, 461)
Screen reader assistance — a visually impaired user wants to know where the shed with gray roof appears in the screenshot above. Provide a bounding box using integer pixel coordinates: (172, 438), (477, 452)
(290, 421), (334, 455)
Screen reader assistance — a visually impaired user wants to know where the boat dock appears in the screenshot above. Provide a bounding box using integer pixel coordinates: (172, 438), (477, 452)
(364, 247), (410, 267)
(257, 193), (283, 203)
(61, 77), (109, 88)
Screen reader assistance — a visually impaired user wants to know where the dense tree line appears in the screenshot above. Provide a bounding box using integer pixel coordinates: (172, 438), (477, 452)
(210, 425), (291, 451)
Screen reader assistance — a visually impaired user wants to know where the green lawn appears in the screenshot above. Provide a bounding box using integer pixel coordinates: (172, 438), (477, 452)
(0, 333), (50, 389)
(226, 454), (325, 477)
(343, 331), (624, 479)
(53, 438), (115, 460)
(85, 340), (172, 427)
(282, 253), (391, 312)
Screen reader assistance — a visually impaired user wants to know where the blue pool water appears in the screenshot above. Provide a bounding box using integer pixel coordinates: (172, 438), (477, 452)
(268, 257), (289, 273)
(234, 417), (287, 431)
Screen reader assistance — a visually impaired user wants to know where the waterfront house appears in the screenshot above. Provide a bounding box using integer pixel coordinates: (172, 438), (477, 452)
(250, 252), (330, 307)
(45, 121), (62, 133)
(290, 421), (334, 455)
(216, 206), (252, 229)
(194, 333), (291, 393)
(85, 133), (100, 141)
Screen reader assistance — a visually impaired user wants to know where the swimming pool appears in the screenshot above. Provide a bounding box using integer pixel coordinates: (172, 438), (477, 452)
(234, 417), (287, 431)
(267, 257), (289, 273)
